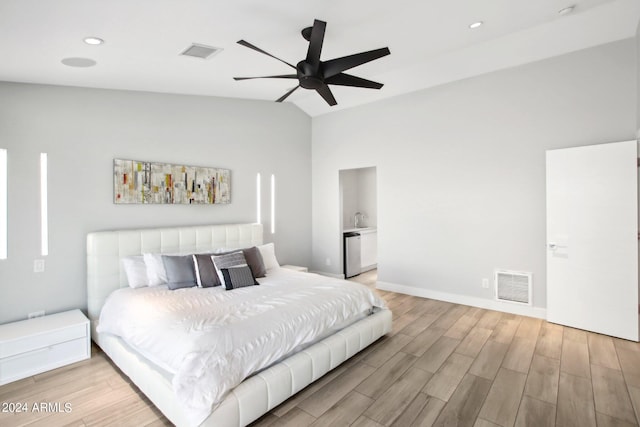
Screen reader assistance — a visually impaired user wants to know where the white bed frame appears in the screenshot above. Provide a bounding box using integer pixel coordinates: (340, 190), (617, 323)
(87, 223), (392, 427)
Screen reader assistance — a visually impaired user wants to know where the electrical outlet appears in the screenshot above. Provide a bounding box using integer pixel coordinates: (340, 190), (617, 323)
(482, 278), (490, 289)
(28, 310), (45, 319)
(34, 259), (45, 273)
(325, 257), (331, 266)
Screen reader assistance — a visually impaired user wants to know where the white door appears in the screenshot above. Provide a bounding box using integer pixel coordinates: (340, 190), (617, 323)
(546, 140), (638, 341)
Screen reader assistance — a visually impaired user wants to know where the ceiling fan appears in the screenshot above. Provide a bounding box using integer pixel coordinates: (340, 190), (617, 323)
(234, 19), (390, 106)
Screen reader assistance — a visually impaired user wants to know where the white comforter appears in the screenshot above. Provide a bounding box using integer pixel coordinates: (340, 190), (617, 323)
(97, 267), (385, 426)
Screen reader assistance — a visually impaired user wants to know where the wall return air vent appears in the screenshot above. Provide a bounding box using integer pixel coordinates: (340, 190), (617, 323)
(495, 270), (532, 305)
(180, 43), (223, 60)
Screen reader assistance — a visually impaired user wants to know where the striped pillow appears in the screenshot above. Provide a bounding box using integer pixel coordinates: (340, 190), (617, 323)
(221, 265), (259, 290)
(212, 251), (248, 287)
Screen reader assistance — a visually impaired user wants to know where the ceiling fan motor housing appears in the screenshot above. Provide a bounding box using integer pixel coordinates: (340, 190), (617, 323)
(297, 61), (323, 89)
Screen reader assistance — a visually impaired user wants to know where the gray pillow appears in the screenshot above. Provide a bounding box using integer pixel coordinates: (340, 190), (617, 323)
(162, 255), (197, 290)
(242, 246), (267, 278)
(214, 247), (267, 278)
(193, 253), (220, 287)
(221, 265), (259, 290)
(192, 247), (267, 287)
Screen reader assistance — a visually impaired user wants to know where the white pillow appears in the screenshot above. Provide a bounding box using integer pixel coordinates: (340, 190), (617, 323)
(257, 243), (279, 271)
(143, 253), (168, 286)
(122, 256), (148, 288)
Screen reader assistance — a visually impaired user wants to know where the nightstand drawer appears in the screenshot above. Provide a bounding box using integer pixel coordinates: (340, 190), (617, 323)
(0, 337), (89, 384)
(0, 323), (87, 359)
(0, 310), (90, 385)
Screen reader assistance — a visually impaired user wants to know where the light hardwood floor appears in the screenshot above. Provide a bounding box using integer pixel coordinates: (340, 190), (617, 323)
(2, 269), (640, 427)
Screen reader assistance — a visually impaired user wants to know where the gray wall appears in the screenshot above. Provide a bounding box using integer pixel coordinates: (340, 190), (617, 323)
(0, 83), (311, 323)
(312, 39), (637, 311)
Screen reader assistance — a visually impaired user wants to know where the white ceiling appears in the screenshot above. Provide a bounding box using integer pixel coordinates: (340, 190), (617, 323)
(0, 0), (638, 117)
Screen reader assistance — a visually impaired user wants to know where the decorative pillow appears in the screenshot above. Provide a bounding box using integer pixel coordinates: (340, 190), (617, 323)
(162, 255), (197, 290)
(212, 251), (248, 287)
(209, 247), (267, 277)
(221, 265), (259, 290)
(257, 243), (279, 271)
(122, 256), (148, 288)
(143, 253), (168, 286)
(193, 253), (220, 287)
(240, 246), (267, 278)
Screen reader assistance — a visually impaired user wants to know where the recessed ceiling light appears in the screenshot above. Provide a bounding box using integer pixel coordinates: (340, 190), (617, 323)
(83, 37), (104, 45)
(558, 6), (575, 15)
(61, 57), (97, 68)
(469, 21), (483, 29)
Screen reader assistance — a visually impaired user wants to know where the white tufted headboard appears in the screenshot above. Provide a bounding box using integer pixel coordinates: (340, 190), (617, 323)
(87, 223), (263, 329)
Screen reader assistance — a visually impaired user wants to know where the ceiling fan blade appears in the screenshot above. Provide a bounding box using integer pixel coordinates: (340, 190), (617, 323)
(325, 73), (383, 89)
(276, 86), (300, 102)
(323, 47), (391, 78)
(306, 19), (326, 68)
(237, 40), (296, 69)
(233, 74), (297, 81)
(316, 84), (337, 106)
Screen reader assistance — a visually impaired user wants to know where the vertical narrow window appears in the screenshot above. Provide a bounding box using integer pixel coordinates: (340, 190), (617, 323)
(40, 153), (48, 256)
(256, 173), (261, 224)
(270, 174), (275, 234)
(0, 149), (7, 260)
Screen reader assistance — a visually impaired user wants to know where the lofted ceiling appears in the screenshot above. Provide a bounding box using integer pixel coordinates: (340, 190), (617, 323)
(0, 0), (638, 117)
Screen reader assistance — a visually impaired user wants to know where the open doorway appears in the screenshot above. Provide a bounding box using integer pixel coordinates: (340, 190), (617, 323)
(339, 166), (377, 279)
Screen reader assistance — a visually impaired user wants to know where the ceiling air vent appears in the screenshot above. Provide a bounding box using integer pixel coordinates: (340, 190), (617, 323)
(495, 270), (532, 306)
(180, 43), (223, 60)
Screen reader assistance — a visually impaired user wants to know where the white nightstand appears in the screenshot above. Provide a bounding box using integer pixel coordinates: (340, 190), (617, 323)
(0, 309), (90, 385)
(281, 265), (309, 272)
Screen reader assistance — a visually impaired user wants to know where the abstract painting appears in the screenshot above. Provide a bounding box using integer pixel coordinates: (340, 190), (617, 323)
(114, 159), (230, 204)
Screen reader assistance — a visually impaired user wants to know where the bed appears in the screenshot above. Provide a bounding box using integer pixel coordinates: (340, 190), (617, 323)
(87, 223), (392, 427)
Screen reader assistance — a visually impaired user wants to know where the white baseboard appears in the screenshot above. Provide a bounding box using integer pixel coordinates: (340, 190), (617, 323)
(376, 281), (547, 320)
